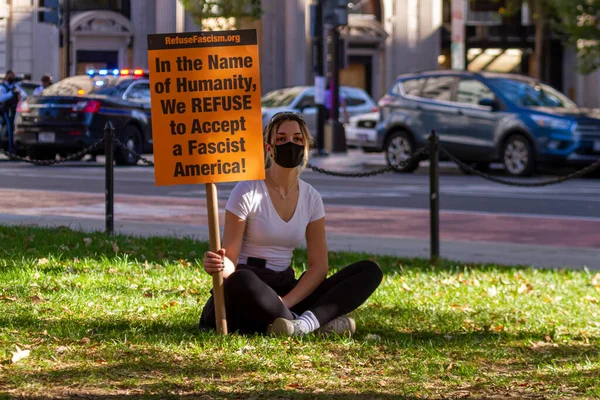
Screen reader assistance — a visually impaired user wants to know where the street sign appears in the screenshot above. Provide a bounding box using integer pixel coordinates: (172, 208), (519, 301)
(38, 0), (61, 26)
(451, 0), (466, 70)
(147, 30), (265, 186)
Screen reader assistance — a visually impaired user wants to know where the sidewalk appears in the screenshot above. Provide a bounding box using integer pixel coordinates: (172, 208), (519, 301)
(1, 188), (599, 270)
(308, 149), (470, 175)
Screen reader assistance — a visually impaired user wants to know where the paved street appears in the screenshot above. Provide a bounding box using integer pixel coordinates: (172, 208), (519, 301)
(1, 150), (599, 269)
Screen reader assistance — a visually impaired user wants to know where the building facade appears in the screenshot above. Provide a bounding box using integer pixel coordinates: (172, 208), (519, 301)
(0, 0), (597, 108)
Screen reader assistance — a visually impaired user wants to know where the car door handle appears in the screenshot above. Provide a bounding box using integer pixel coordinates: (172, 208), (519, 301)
(456, 109), (464, 115)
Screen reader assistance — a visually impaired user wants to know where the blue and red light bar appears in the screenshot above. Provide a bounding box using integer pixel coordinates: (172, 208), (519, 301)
(86, 68), (147, 77)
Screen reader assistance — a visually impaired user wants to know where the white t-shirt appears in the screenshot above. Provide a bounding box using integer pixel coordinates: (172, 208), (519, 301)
(225, 179), (325, 272)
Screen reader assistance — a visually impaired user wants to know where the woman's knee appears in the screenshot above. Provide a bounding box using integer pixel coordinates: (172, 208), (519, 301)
(358, 260), (383, 287)
(224, 269), (260, 293)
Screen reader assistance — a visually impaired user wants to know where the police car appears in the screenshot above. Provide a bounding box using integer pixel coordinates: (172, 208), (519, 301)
(15, 68), (151, 165)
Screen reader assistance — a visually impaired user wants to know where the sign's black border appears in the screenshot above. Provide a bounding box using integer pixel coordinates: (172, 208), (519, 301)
(148, 29), (257, 50)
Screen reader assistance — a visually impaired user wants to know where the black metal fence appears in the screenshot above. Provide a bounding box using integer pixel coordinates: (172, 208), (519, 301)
(2, 121), (600, 264)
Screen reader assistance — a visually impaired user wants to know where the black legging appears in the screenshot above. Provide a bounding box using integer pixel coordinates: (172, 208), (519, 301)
(200, 260), (383, 334)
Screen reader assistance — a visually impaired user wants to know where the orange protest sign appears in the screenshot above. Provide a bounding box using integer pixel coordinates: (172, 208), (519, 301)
(147, 30), (265, 186)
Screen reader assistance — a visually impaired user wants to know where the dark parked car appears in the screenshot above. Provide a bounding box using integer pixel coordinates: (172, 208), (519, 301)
(375, 70), (600, 176)
(14, 69), (152, 165)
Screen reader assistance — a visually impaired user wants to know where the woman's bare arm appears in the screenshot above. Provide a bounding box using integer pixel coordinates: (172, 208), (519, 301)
(281, 217), (328, 308)
(203, 210), (246, 279)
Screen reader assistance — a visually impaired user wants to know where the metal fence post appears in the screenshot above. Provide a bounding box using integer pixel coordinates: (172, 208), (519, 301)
(429, 129), (440, 264)
(104, 121), (114, 235)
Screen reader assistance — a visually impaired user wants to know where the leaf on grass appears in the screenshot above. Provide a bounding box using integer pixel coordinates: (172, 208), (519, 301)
(144, 292), (154, 298)
(583, 295), (598, 304)
(518, 282), (534, 294)
(29, 295), (45, 304)
(531, 341), (559, 351)
(490, 324), (504, 332)
(56, 346), (68, 354)
(486, 286), (498, 297)
(37, 258), (49, 265)
(112, 242), (119, 253)
(401, 282), (412, 292)
(365, 333), (381, 341)
(144, 260), (151, 270)
(0, 296), (17, 302)
(591, 273), (600, 287)
(11, 346), (30, 363)
(441, 278), (460, 287)
(447, 361), (454, 371)
(163, 301), (179, 309)
(78, 337), (91, 345)
(95, 358), (107, 364)
(130, 284), (139, 290)
(83, 237), (92, 246)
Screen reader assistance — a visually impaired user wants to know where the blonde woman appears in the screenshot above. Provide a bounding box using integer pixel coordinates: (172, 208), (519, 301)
(200, 112), (382, 336)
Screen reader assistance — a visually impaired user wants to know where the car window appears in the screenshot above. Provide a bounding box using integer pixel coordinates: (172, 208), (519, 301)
(490, 78), (577, 109)
(18, 83), (38, 96)
(296, 94), (315, 109)
(261, 88), (304, 108)
(420, 76), (456, 101)
(456, 79), (495, 106)
(42, 76), (132, 97)
(345, 95), (366, 106)
(400, 78), (425, 96)
(126, 82), (151, 101)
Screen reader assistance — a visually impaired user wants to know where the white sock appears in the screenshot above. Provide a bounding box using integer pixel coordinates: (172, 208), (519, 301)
(296, 311), (320, 334)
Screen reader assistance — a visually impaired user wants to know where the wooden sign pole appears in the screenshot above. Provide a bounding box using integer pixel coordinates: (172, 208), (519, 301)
(205, 182), (228, 335)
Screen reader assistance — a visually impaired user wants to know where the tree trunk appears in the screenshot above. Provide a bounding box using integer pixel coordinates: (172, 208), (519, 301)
(533, 0), (545, 80)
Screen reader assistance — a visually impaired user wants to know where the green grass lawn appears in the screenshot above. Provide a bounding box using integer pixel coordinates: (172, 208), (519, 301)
(0, 225), (599, 399)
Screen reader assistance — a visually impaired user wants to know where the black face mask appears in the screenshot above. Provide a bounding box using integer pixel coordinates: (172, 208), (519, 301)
(274, 142), (304, 169)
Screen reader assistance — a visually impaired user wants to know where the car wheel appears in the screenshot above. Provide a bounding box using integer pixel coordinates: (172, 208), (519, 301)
(502, 134), (535, 177)
(385, 131), (419, 173)
(115, 125), (142, 166)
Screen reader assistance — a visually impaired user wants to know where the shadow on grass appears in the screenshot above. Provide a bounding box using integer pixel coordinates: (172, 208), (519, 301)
(0, 225), (550, 277)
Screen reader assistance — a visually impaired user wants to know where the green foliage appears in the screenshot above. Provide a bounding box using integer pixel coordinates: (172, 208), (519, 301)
(180, 0), (263, 30)
(551, 0), (599, 74)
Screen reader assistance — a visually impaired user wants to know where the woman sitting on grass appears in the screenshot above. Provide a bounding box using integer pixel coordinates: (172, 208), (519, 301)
(199, 112), (382, 336)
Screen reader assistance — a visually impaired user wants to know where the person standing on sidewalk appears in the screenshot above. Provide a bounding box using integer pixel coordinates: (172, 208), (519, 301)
(0, 70), (21, 155)
(199, 111), (382, 336)
(33, 74), (53, 96)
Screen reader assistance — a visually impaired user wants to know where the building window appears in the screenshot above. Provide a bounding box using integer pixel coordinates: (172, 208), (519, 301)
(70, 0), (131, 18)
(348, 0), (382, 22)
